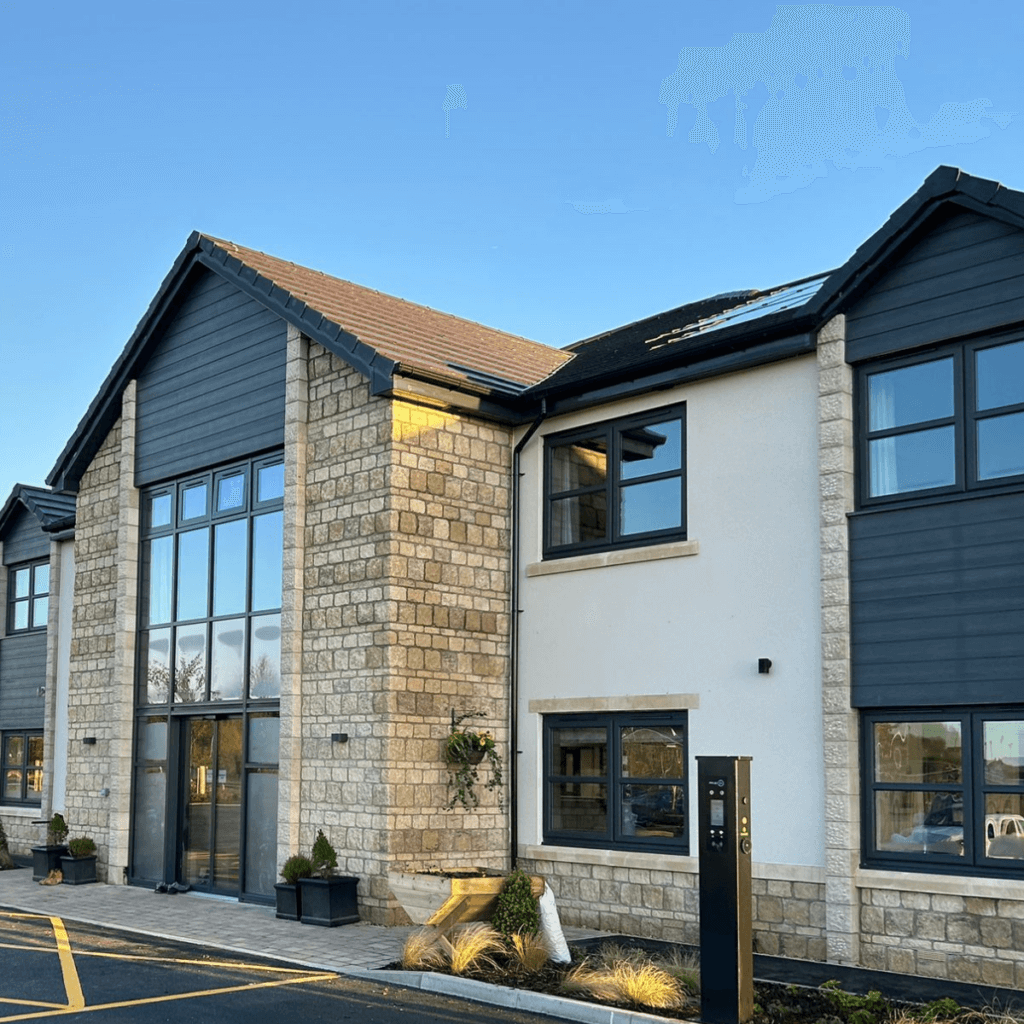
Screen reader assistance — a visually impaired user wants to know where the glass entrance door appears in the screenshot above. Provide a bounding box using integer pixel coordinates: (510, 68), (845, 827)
(181, 716), (243, 894)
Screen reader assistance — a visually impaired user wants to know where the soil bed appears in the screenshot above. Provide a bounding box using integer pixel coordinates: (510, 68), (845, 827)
(385, 938), (1024, 1024)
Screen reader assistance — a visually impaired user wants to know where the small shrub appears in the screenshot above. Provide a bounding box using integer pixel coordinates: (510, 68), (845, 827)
(401, 928), (448, 971)
(820, 980), (892, 1024)
(309, 830), (337, 879)
(444, 923), (502, 976)
(47, 813), (68, 846)
(67, 837), (96, 858)
(279, 854), (314, 885)
(919, 998), (965, 1023)
(491, 869), (539, 945)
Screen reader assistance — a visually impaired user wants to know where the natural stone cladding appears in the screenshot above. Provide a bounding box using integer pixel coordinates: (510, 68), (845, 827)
(859, 887), (1024, 989)
(62, 419), (127, 882)
(518, 853), (826, 958)
(300, 342), (512, 924)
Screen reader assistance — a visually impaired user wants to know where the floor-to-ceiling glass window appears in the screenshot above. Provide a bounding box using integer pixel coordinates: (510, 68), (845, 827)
(131, 454), (283, 901)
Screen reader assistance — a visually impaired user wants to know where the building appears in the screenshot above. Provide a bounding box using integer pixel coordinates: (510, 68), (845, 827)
(0, 486), (76, 851)
(2, 165), (1021, 989)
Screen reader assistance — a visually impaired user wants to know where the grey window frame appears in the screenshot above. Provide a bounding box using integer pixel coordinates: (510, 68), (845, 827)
(2, 729), (44, 805)
(135, 453), (284, 712)
(7, 559), (50, 633)
(543, 710), (689, 854)
(861, 706), (1024, 878)
(858, 332), (1024, 508)
(543, 404), (687, 559)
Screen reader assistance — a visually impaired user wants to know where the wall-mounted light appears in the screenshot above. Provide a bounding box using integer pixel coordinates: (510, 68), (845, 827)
(331, 733), (349, 744)
(757, 659), (772, 675)
(83, 737), (97, 745)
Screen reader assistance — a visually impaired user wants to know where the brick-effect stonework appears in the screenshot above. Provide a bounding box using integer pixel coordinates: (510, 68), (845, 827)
(518, 854), (826, 958)
(860, 888), (1024, 989)
(298, 343), (512, 923)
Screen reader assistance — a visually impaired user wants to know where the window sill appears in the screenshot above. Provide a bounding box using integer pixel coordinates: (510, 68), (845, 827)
(0, 805), (44, 818)
(526, 539), (699, 577)
(529, 693), (699, 714)
(521, 843), (697, 873)
(857, 867), (1024, 901)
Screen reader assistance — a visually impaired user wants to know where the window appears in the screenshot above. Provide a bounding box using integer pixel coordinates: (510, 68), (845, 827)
(137, 455), (284, 708)
(863, 709), (1024, 876)
(2, 731), (43, 804)
(861, 336), (1024, 502)
(543, 711), (688, 853)
(7, 560), (49, 632)
(544, 405), (686, 558)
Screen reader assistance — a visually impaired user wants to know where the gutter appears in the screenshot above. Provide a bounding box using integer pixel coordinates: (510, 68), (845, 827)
(508, 399), (547, 870)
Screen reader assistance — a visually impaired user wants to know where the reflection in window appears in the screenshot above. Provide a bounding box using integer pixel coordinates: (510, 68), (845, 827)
(250, 615), (281, 698)
(865, 711), (1024, 873)
(8, 560), (50, 632)
(545, 407), (685, 557)
(2, 731), (43, 805)
(545, 712), (687, 851)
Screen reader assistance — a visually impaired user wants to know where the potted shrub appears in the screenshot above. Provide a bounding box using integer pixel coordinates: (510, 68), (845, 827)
(60, 836), (97, 885)
(445, 711), (503, 810)
(298, 830), (359, 927)
(31, 813), (69, 881)
(275, 854), (313, 921)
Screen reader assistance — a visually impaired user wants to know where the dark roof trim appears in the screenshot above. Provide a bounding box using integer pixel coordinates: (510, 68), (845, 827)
(47, 233), (400, 492)
(536, 331), (816, 418)
(808, 166), (1024, 321)
(0, 485), (77, 539)
(387, 374), (524, 425)
(527, 306), (820, 405)
(193, 243), (396, 394)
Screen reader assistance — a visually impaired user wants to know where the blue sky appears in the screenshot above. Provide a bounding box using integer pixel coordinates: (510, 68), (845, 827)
(2, 0), (1021, 501)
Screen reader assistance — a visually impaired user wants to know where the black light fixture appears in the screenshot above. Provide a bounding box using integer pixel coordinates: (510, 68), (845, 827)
(83, 736), (97, 745)
(331, 733), (349, 744)
(757, 659), (772, 675)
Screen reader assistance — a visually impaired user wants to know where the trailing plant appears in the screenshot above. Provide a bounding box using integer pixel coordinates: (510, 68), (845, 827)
(47, 812), (68, 846)
(279, 854), (314, 885)
(445, 710), (503, 810)
(490, 868), (540, 945)
(67, 837), (96, 859)
(310, 829), (337, 879)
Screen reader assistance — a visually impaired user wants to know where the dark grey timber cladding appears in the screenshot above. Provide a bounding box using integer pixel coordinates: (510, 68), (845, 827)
(135, 269), (286, 486)
(850, 492), (1024, 707)
(2, 508), (49, 564)
(846, 209), (1024, 362)
(0, 632), (47, 728)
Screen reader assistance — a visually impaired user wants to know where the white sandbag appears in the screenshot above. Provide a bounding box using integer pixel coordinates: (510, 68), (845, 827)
(538, 883), (571, 963)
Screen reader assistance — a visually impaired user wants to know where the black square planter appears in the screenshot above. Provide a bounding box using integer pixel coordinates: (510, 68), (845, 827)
(298, 876), (359, 926)
(59, 855), (97, 885)
(31, 845), (68, 881)
(274, 882), (302, 921)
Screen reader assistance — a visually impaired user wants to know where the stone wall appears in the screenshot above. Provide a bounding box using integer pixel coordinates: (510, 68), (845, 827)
(859, 886), (1024, 989)
(519, 851), (827, 958)
(297, 341), (513, 923)
(63, 419), (125, 881)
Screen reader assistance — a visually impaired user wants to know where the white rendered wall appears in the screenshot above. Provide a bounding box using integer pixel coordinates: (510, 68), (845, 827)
(516, 353), (824, 870)
(53, 539), (74, 812)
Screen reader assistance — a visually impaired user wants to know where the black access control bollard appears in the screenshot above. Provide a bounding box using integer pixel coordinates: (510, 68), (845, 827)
(697, 756), (753, 1024)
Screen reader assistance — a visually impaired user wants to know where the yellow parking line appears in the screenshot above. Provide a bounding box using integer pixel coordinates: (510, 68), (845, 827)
(49, 918), (85, 1010)
(0, 1001), (66, 1011)
(0, 973), (336, 1023)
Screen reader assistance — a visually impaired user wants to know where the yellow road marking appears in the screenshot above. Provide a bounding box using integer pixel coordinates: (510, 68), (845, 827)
(49, 918), (85, 1010)
(0, 973), (336, 1023)
(0, 1001), (66, 1011)
(0, 940), (321, 973)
